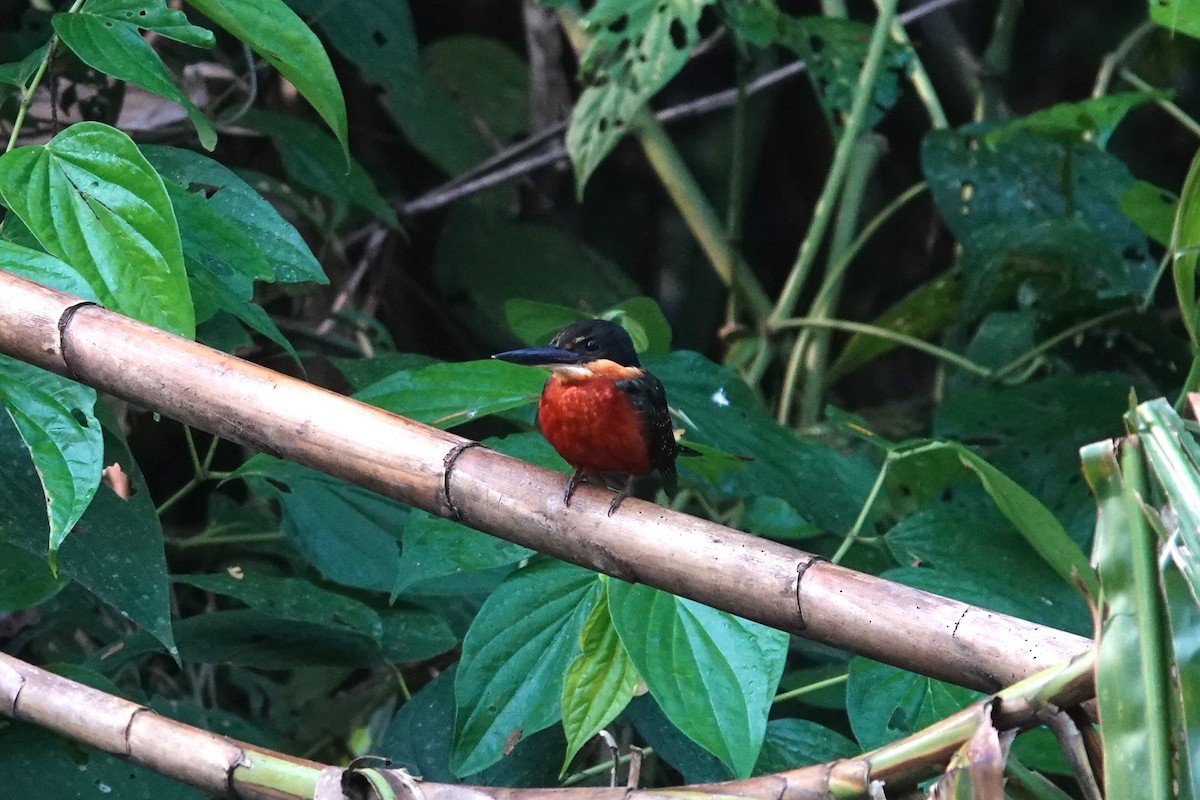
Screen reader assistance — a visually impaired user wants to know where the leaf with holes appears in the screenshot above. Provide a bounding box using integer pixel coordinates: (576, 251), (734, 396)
(608, 581), (788, 778)
(54, 0), (216, 149)
(0, 122), (194, 338)
(0, 356), (102, 565)
(186, 0), (348, 158)
(453, 559), (602, 776)
(566, 0), (715, 193)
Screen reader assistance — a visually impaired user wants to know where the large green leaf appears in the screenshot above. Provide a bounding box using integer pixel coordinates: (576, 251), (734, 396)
(53, 0), (216, 149)
(378, 667), (566, 787)
(355, 361), (545, 429)
(185, 0), (348, 156)
(1151, 0), (1200, 39)
(607, 581), (788, 778)
(0, 541), (66, 611)
(752, 718), (858, 774)
(174, 572), (383, 640)
(922, 127), (1155, 319)
(233, 456), (407, 593)
(0, 122), (194, 338)
(452, 559), (602, 776)
(396, 510), (532, 596)
(241, 110), (396, 226)
(141, 145), (326, 284)
(172, 609), (381, 667)
(846, 657), (981, 751)
(646, 351), (876, 533)
(0, 357), (101, 564)
(566, 0), (715, 192)
(1171, 148), (1200, 349)
(984, 92), (1163, 148)
(560, 582), (640, 773)
(0, 415), (176, 653)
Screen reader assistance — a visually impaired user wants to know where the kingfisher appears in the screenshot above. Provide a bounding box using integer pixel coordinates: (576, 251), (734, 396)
(492, 319), (692, 515)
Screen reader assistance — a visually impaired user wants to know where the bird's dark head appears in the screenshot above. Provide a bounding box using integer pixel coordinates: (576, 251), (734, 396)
(492, 319), (642, 373)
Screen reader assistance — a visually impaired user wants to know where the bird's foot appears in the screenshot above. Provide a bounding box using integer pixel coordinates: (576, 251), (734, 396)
(563, 469), (585, 506)
(606, 475), (635, 516)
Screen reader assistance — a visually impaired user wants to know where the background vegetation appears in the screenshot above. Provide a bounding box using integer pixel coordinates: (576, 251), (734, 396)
(0, 0), (1198, 796)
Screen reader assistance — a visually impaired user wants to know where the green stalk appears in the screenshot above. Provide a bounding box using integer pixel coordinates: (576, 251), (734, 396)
(878, 0), (948, 129)
(769, 0), (900, 327)
(1119, 68), (1200, 139)
(635, 110), (772, 321)
(5, 0), (86, 152)
(772, 673), (848, 704)
(831, 457), (889, 564)
(792, 135), (885, 427)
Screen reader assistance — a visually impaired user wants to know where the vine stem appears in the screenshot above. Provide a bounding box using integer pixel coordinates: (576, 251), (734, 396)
(5, 0), (85, 152)
(831, 457), (890, 564)
(772, 673), (849, 703)
(771, 317), (992, 377)
(768, 0), (900, 328)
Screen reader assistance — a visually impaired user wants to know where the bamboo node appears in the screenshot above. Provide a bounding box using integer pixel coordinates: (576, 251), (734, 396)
(793, 556), (824, 630)
(56, 301), (101, 380)
(441, 440), (483, 520)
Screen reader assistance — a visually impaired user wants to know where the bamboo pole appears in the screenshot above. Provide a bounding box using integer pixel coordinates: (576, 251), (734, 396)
(0, 271), (1091, 692)
(0, 649), (1095, 800)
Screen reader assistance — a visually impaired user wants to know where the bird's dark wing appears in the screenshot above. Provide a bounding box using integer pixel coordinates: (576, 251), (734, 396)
(617, 373), (680, 495)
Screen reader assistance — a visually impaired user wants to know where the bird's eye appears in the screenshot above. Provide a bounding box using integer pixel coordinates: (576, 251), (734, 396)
(584, 338), (599, 351)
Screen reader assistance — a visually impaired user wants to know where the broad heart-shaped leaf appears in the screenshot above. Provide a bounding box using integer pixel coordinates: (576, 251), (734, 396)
(777, 15), (911, 136)
(0, 122), (194, 338)
(888, 440), (1097, 598)
(560, 582), (640, 774)
(505, 299), (591, 346)
(0, 541), (66, 611)
(53, 5), (216, 150)
(846, 657), (982, 752)
(378, 667), (566, 788)
(140, 145), (326, 285)
(753, 719), (858, 774)
(607, 581), (788, 778)
(645, 351), (877, 533)
(231, 456), (406, 594)
(396, 511), (532, 596)
(174, 572), (383, 640)
(922, 127), (1155, 319)
(0, 413), (176, 654)
(885, 501), (1090, 636)
(0, 356), (102, 564)
(984, 91), (1163, 148)
(185, 0), (348, 157)
(0, 241), (100, 301)
(354, 360), (546, 429)
(1152, 0), (1200, 39)
(567, 0), (715, 192)
(239, 110), (396, 226)
(452, 559), (602, 777)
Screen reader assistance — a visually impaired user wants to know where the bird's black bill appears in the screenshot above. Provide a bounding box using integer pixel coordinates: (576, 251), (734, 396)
(491, 345), (583, 367)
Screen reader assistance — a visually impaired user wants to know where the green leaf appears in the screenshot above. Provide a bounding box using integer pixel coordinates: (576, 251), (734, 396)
(646, 351), (877, 533)
(505, 299), (591, 346)
(603, 297), (672, 354)
(922, 128), (1156, 318)
(377, 604), (458, 662)
(174, 572), (383, 640)
(452, 559), (602, 776)
(607, 581), (788, 778)
(830, 270), (961, 380)
(240, 110), (396, 226)
(560, 583), (640, 773)
(234, 457), (406, 593)
(846, 658), (981, 751)
(752, 718), (858, 774)
(623, 694), (732, 783)
(354, 360), (546, 429)
(396, 510), (532, 596)
(1081, 441), (1176, 800)
(0, 122), (194, 338)
(566, 0), (715, 192)
(332, 353), (436, 391)
(0, 44), (50, 89)
(885, 503), (1090, 635)
(378, 667), (566, 787)
(185, 0), (349, 156)
(0, 240), (100, 301)
(984, 91), (1163, 148)
(741, 495), (822, 541)
(141, 145), (327, 284)
(53, 3), (216, 149)
(172, 609), (381, 667)
(1151, 0), (1200, 39)
(1171, 147), (1200, 348)
(777, 15), (911, 135)
(0, 356), (102, 563)
(0, 414), (177, 654)
(0, 723), (206, 800)
(1120, 180), (1176, 248)
(890, 440), (1098, 597)
(0, 541), (66, 611)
